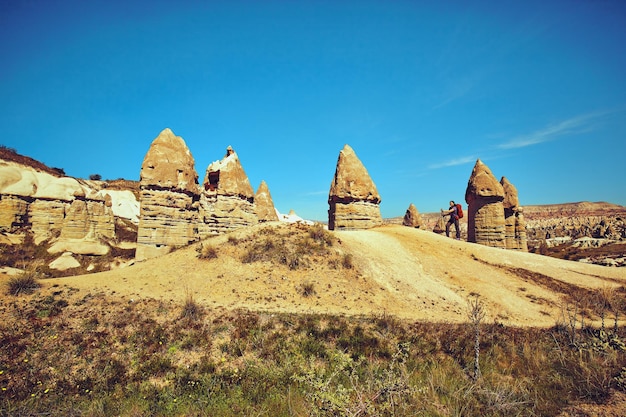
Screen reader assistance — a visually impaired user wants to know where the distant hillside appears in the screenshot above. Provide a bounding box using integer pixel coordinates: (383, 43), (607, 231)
(524, 201), (626, 220)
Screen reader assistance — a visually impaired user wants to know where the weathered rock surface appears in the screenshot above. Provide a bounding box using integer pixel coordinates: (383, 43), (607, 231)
(198, 146), (257, 236)
(402, 203), (424, 228)
(500, 177), (528, 252)
(255, 180), (279, 222)
(465, 159), (505, 248)
(136, 128), (200, 261)
(0, 194), (29, 230)
(138, 128), (198, 194)
(328, 144), (382, 230)
(0, 158), (119, 246)
(49, 252), (81, 271)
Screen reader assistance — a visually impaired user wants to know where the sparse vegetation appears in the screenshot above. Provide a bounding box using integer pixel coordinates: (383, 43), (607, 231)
(1, 290), (625, 416)
(197, 242), (218, 259)
(299, 280), (316, 297)
(6, 271), (40, 295)
(180, 290), (204, 322)
(467, 295), (486, 380)
(89, 173), (102, 180)
(239, 223), (349, 270)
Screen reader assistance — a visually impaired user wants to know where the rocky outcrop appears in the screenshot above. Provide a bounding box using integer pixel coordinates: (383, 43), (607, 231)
(198, 146), (257, 236)
(403, 203), (424, 228)
(328, 145), (382, 230)
(500, 177), (528, 252)
(0, 159), (117, 248)
(465, 159), (505, 248)
(136, 128), (200, 261)
(255, 180), (279, 222)
(0, 195), (29, 230)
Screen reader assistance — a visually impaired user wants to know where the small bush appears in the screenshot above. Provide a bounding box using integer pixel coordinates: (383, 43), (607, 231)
(180, 292), (204, 322)
(300, 281), (316, 297)
(342, 253), (354, 269)
(197, 243), (218, 260)
(89, 173), (102, 180)
(6, 272), (40, 295)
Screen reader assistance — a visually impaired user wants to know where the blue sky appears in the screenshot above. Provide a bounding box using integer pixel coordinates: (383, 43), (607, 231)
(1, 0), (625, 221)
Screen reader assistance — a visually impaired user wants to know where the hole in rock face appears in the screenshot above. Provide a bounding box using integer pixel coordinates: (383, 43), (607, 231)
(205, 171), (220, 191)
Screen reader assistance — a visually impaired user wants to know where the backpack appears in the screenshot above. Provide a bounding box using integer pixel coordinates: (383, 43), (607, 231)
(455, 203), (464, 219)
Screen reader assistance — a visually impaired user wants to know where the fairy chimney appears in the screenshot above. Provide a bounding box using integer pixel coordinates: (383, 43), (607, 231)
(136, 128), (200, 261)
(501, 176), (528, 252)
(198, 146), (258, 236)
(403, 203), (424, 228)
(328, 144), (382, 230)
(464, 159), (505, 248)
(255, 180), (279, 222)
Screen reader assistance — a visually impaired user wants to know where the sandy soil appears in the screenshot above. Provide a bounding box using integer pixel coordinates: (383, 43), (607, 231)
(22, 223), (624, 327)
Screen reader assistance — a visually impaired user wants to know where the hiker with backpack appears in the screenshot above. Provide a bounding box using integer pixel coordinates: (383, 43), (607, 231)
(441, 200), (463, 240)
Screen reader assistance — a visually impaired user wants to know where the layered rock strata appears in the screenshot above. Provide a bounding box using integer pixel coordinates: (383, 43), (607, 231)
(465, 159), (506, 248)
(198, 146), (258, 236)
(328, 144), (382, 230)
(403, 203), (424, 228)
(255, 180), (279, 222)
(501, 176), (528, 252)
(136, 128), (200, 261)
(0, 160), (116, 250)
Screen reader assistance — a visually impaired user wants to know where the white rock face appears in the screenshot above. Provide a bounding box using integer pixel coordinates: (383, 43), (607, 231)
(97, 189), (140, 224)
(49, 252), (81, 271)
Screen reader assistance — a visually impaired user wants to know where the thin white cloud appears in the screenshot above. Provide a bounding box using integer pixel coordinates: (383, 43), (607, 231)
(301, 190), (328, 197)
(498, 112), (604, 150)
(428, 155), (476, 170)
(433, 78), (475, 110)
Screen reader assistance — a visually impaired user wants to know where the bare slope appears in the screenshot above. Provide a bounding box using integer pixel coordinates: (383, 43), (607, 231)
(44, 223), (626, 327)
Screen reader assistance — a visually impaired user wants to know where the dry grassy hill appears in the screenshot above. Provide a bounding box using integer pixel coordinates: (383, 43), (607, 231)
(41, 222), (626, 327)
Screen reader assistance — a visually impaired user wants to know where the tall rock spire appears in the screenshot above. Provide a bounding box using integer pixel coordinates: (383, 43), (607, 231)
(139, 128), (198, 194)
(464, 159), (505, 248)
(501, 176), (528, 251)
(198, 146), (258, 235)
(255, 180), (279, 222)
(402, 203), (424, 228)
(328, 144), (382, 230)
(136, 128), (200, 261)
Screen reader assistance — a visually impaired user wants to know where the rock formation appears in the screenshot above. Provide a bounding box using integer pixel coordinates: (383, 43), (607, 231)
(136, 128), (200, 261)
(500, 177), (528, 252)
(328, 145), (382, 230)
(403, 203), (424, 228)
(464, 159), (506, 248)
(0, 158), (116, 249)
(198, 146), (257, 236)
(255, 180), (279, 222)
